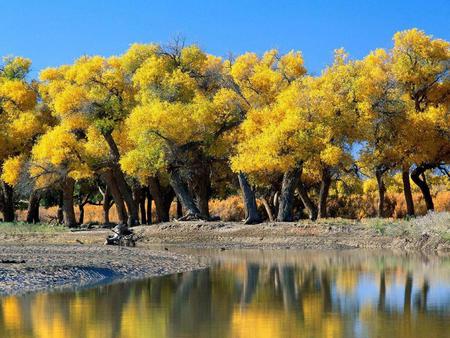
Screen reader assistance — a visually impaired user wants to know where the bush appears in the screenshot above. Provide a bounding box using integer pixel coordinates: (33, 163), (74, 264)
(209, 195), (245, 221)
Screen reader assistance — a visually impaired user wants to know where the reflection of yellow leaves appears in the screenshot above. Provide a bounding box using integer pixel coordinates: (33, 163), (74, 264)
(231, 308), (292, 338)
(336, 270), (359, 295)
(119, 291), (167, 338)
(1, 297), (22, 329)
(302, 294), (323, 322)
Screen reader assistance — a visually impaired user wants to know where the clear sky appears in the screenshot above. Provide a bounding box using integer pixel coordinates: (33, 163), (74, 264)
(1, 0), (449, 78)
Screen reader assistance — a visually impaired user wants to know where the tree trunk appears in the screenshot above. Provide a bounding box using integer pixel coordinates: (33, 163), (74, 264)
(26, 190), (41, 224)
(318, 167), (332, 219)
(176, 199), (183, 219)
(148, 176), (173, 222)
(261, 196), (274, 221)
(411, 164), (434, 211)
(78, 204), (85, 225)
(57, 191), (64, 224)
(103, 132), (139, 226)
(190, 159), (211, 218)
(102, 185), (112, 224)
(375, 167), (386, 218)
(146, 188), (152, 224)
(169, 168), (204, 219)
(139, 192), (147, 224)
(1, 182), (15, 222)
(277, 165), (302, 222)
(62, 177), (77, 227)
(101, 170), (128, 225)
(297, 178), (318, 221)
(402, 168), (415, 216)
(238, 172), (261, 224)
(133, 185), (147, 224)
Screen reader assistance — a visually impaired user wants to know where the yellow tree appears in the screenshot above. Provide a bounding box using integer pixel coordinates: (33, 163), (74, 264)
(38, 44), (155, 226)
(29, 117), (92, 227)
(232, 50), (358, 221)
(391, 29), (450, 211)
(0, 56), (43, 222)
(355, 49), (408, 217)
(122, 42), (231, 219)
(226, 49), (307, 222)
(306, 49), (361, 219)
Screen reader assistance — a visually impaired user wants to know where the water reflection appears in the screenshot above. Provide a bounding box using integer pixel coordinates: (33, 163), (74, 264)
(0, 250), (449, 338)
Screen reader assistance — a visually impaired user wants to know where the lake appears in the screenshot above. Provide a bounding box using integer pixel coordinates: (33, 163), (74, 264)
(0, 249), (449, 338)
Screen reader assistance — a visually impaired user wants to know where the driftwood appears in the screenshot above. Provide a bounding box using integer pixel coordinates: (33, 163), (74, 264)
(104, 224), (144, 247)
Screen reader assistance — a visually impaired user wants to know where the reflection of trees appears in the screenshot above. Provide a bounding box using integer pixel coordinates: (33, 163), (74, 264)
(1, 253), (450, 338)
(404, 272), (413, 313)
(415, 279), (429, 312)
(240, 263), (259, 305)
(378, 269), (386, 311)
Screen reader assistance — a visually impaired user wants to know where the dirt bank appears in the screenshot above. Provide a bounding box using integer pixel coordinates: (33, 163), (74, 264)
(1, 219), (449, 253)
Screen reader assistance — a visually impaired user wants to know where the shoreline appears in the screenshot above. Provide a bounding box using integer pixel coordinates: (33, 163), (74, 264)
(1, 219), (449, 296)
(0, 245), (207, 296)
(1, 219), (448, 252)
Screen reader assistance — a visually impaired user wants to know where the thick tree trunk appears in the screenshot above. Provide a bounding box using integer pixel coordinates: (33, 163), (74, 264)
(277, 165), (302, 222)
(238, 172), (261, 224)
(139, 195), (147, 224)
(318, 167), (332, 219)
(169, 168), (204, 219)
(297, 178), (318, 221)
(112, 168), (139, 225)
(133, 185), (147, 224)
(102, 185), (112, 224)
(402, 168), (415, 216)
(103, 132), (139, 226)
(190, 160), (211, 218)
(26, 190), (41, 224)
(101, 170), (128, 225)
(148, 176), (174, 222)
(62, 177), (77, 227)
(1, 182), (15, 222)
(411, 165), (434, 211)
(375, 167), (386, 218)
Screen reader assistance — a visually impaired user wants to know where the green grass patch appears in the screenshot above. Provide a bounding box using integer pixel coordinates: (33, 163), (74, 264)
(0, 222), (67, 234)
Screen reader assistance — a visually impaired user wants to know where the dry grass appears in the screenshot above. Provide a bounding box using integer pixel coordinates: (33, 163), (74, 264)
(209, 195), (246, 221)
(6, 190), (450, 224)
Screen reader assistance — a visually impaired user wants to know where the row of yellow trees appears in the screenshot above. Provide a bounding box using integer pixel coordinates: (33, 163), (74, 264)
(0, 29), (448, 226)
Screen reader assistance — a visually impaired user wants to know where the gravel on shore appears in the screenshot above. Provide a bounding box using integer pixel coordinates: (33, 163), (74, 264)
(0, 245), (206, 296)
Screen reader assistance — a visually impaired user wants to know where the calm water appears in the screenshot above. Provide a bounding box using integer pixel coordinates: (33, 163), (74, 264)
(0, 249), (449, 338)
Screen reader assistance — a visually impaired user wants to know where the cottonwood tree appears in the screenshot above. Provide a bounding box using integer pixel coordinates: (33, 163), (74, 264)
(0, 56), (46, 222)
(232, 50), (359, 221)
(38, 44), (156, 227)
(356, 49), (407, 217)
(122, 43), (230, 220)
(227, 49), (307, 222)
(391, 29), (450, 211)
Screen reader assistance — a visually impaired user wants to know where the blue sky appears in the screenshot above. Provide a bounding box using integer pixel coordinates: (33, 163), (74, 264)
(1, 0), (449, 78)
